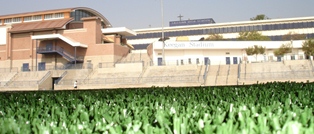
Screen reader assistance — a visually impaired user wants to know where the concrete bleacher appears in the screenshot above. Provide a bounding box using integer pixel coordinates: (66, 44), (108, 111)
(6, 71), (50, 87)
(205, 64), (239, 86)
(226, 64), (239, 85)
(205, 65), (219, 86)
(239, 60), (314, 84)
(0, 72), (17, 86)
(141, 65), (201, 85)
(2, 59), (314, 91)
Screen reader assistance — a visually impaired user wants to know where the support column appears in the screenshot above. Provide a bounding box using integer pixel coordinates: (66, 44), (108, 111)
(30, 32), (34, 70)
(36, 40), (38, 71)
(8, 33), (12, 71)
(74, 47), (77, 67)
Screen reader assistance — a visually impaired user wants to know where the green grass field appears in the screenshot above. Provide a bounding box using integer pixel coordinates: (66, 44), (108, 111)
(0, 82), (313, 133)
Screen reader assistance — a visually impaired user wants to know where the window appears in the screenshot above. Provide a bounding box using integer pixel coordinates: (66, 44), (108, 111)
(181, 60), (184, 65)
(188, 58), (191, 64)
(196, 58), (200, 64)
(24, 16), (32, 21)
(44, 14), (53, 19)
(33, 15), (42, 20)
(0, 19), (2, 24)
(12, 17), (21, 23)
(55, 13), (64, 18)
(291, 55), (295, 60)
(71, 10), (96, 21)
(4, 18), (12, 24)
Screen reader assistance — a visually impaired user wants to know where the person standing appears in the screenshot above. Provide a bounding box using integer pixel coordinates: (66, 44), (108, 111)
(74, 80), (77, 89)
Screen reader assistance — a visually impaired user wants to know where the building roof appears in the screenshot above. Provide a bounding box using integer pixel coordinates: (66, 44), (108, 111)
(0, 7), (112, 27)
(134, 16), (314, 33)
(101, 27), (137, 36)
(9, 18), (73, 33)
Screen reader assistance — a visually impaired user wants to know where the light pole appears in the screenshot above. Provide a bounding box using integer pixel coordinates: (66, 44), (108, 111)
(161, 0), (165, 65)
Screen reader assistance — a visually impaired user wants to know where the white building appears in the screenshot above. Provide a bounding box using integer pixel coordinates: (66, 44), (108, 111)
(127, 16), (314, 50)
(148, 40), (305, 66)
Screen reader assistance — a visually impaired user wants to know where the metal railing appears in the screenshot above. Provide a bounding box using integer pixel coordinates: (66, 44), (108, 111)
(151, 59), (204, 66)
(0, 67), (18, 73)
(98, 61), (144, 69)
(237, 63), (241, 85)
(239, 70), (313, 81)
(58, 75), (201, 86)
(21, 63), (93, 71)
(37, 71), (51, 84)
(55, 71), (68, 84)
(98, 62), (115, 68)
(37, 45), (84, 62)
(309, 59), (314, 71)
(8, 81), (38, 87)
(141, 75), (200, 83)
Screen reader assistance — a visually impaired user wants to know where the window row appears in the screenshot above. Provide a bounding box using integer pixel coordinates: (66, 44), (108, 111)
(70, 10), (95, 21)
(1, 13), (64, 24)
(127, 21), (314, 39)
(3, 18), (21, 23)
(44, 13), (64, 20)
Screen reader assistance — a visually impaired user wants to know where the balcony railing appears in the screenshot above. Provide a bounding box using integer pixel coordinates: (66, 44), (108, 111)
(37, 45), (84, 62)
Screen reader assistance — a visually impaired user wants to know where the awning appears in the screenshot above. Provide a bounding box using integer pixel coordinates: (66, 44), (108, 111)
(31, 34), (88, 48)
(9, 18), (73, 33)
(102, 27), (137, 36)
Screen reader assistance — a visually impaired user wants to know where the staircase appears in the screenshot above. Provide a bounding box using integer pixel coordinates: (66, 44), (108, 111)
(37, 45), (83, 63)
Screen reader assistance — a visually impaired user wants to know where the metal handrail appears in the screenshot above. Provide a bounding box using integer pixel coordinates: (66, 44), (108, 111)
(0, 67), (18, 73)
(239, 70), (312, 81)
(37, 71), (51, 84)
(55, 71), (68, 84)
(37, 45), (84, 62)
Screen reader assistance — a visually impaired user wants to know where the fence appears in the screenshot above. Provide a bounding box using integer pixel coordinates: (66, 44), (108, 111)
(20, 63), (93, 72)
(98, 61), (145, 69)
(240, 70), (313, 81)
(57, 75), (201, 86)
(0, 67), (18, 73)
(141, 75), (200, 83)
(150, 59), (204, 66)
(59, 77), (139, 86)
(8, 81), (38, 87)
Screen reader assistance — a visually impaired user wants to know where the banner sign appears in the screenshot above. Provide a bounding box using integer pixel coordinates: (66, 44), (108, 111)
(169, 18), (215, 27)
(164, 42), (214, 49)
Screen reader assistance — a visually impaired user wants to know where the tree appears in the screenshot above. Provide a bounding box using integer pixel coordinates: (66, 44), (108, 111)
(302, 39), (314, 57)
(273, 43), (292, 58)
(245, 45), (266, 61)
(250, 14), (270, 21)
(282, 31), (306, 41)
(205, 34), (224, 41)
(237, 31), (270, 41)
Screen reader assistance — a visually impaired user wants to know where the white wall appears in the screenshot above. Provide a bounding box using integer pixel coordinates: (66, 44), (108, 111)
(0, 27), (7, 45)
(152, 41), (306, 65)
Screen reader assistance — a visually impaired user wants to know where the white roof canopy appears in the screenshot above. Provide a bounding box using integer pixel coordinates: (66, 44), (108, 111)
(31, 34), (88, 48)
(102, 27), (137, 36)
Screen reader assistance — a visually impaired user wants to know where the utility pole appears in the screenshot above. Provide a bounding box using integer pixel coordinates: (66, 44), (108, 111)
(161, 0), (165, 65)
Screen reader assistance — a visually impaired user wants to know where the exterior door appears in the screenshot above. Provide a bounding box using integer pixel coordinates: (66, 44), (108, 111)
(204, 57), (209, 65)
(46, 43), (53, 51)
(38, 62), (46, 71)
(233, 57), (238, 64)
(226, 57), (230, 65)
(22, 63), (29, 71)
(158, 58), (162, 66)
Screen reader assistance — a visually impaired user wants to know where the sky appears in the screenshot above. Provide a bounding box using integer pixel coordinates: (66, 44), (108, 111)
(1, 0), (313, 29)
